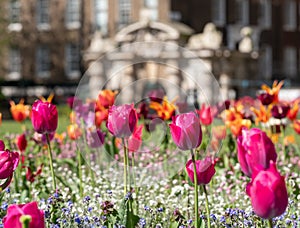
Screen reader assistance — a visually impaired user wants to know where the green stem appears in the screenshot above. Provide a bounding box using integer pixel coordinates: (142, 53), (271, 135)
(131, 152), (139, 214)
(268, 218), (273, 228)
(190, 149), (199, 228)
(122, 138), (128, 196)
(77, 146), (83, 197)
(46, 133), (56, 191)
(203, 185), (211, 228)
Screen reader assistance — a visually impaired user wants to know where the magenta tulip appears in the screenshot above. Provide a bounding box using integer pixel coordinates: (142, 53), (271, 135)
(169, 112), (202, 150)
(0, 149), (19, 179)
(246, 162), (288, 219)
(31, 100), (58, 134)
(237, 128), (277, 177)
(107, 104), (137, 138)
(3, 201), (45, 228)
(0, 140), (5, 150)
(186, 157), (216, 185)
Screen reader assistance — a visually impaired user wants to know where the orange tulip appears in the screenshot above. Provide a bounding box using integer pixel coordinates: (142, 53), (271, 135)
(67, 124), (82, 140)
(149, 96), (177, 120)
(251, 104), (272, 125)
(261, 80), (284, 104)
(95, 109), (108, 127)
(39, 93), (54, 103)
(97, 89), (117, 109)
(287, 99), (299, 121)
(229, 118), (251, 137)
(293, 120), (300, 135)
(9, 99), (30, 122)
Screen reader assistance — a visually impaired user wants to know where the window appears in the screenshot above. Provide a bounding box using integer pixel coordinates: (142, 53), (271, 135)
(283, 0), (296, 31)
(65, 43), (80, 79)
(36, 45), (50, 78)
(212, 0), (226, 26)
(65, 0), (80, 29)
(94, 0), (108, 35)
(258, 0), (271, 29)
(144, 0), (158, 21)
(235, 0), (249, 25)
(37, 0), (50, 29)
(8, 0), (22, 31)
(283, 47), (297, 78)
(8, 47), (21, 80)
(119, 0), (131, 28)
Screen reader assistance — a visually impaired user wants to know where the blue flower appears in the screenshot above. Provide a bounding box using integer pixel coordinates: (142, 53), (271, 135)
(1, 202), (8, 211)
(157, 207), (163, 212)
(74, 217), (81, 224)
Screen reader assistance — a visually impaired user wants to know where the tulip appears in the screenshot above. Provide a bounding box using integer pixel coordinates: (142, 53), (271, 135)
(0, 140), (4, 150)
(97, 89), (117, 108)
(66, 96), (75, 109)
(198, 104), (213, 126)
(26, 164), (43, 183)
(95, 109), (108, 127)
(261, 80), (284, 104)
(9, 99), (30, 122)
(16, 134), (27, 152)
(31, 100), (58, 134)
(107, 104), (137, 138)
(271, 104), (290, 119)
(128, 124), (143, 152)
(212, 125), (227, 140)
(86, 129), (105, 148)
(3, 201), (45, 228)
(246, 162), (288, 219)
(185, 157), (216, 185)
(169, 112), (202, 150)
(0, 149), (19, 179)
(237, 128), (277, 177)
(150, 96), (176, 120)
(257, 92), (274, 105)
(293, 120), (300, 134)
(287, 99), (299, 121)
(67, 124), (82, 140)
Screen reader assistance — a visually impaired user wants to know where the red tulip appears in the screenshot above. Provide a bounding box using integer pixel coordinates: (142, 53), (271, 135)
(271, 104), (290, 119)
(185, 157), (216, 185)
(0, 149), (19, 179)
(198, 104), (213, 125)
(128, 124), (143, 152)
(257, 92), (274, 105)
(237, 128), (277, 177)
(246, 162), (288, 219)
(3, 201), (45, 228)
(97, 90), (117, 109)
(31, 100), (58, 134)
(169, 112), (202, 150)
(16, 134), (27, 152)
(107, 104), (137, 138)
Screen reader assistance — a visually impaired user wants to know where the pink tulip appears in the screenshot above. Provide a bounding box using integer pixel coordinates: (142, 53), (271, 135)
(3, 201), (45, 228)
(107, 104), (137, 138)
(246, 162), (288, 219)
(185, 157), (216, 185)
(198, 104), (213, 126)
(237, 128), (277, 177)
(128, 124), (143, 152)
(169, 112), (202, 150)
(0, 149), (19, 179)
(86, 129), (105, 148)
(31, 100), (58, 134)
(16, 134), (27, 152)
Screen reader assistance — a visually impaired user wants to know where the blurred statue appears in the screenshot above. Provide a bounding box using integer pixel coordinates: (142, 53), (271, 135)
(188, 22), (222, 50)
(238, 27), (253, 53)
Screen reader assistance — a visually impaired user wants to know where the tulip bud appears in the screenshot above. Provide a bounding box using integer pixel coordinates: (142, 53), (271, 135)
(198, 104), (213, 126)
(237, 128), (277, 177)
(169, 112), (202, 150)
(16, 134), (27, 152)
(246, 162), (288, 219)
(185, 157), (216, 185)
(31, 100), (58, 134)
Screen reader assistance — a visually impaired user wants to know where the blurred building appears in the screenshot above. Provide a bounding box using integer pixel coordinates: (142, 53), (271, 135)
(0, 0), (300, 101)
(171, 0), (300, 88)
